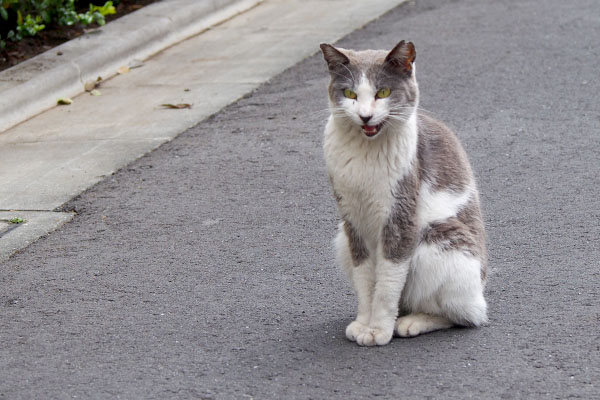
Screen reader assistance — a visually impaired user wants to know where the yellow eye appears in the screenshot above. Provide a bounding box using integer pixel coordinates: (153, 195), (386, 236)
(343, 89), (357, 99)
(376, 88), (391, 98)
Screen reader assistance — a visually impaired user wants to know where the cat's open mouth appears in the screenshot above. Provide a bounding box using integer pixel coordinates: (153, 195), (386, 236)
(361, 123), (383, 137)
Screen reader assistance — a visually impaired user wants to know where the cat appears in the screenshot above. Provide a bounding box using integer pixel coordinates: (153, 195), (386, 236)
(320, 40), (488, 346)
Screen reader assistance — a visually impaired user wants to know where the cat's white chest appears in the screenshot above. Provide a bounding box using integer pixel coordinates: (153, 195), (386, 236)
(323, 116), (417, 249)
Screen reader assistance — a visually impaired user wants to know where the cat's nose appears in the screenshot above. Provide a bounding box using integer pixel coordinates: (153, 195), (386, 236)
(360, 115), (372, 124)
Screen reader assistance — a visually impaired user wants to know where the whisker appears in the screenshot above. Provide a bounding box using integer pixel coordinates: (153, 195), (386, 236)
(328, 70), (353, 82)
(387, 104), (437, 117)
(338, 63), (356, 83)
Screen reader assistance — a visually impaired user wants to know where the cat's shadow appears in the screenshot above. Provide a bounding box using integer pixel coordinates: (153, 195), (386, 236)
(291, 317), (475, 359)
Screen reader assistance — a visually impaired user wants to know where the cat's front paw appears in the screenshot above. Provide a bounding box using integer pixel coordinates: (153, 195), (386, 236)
(345, 320), (368, 342)
(356, 327), (393, 346)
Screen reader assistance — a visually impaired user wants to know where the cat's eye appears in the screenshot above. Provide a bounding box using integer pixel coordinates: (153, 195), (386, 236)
(343, 89), (357, 99)
(376, 88), (391, 99)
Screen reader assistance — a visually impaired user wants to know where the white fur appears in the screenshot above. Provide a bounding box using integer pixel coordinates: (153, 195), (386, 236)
(395, 313), (453, 337)
(336, 229), (411, 346)
(341, 73), (391, 127)
(326, 108), (418, 346)
(401, 243), (487, 327)
(417, 182), (474, 229)
(324, 113), (417, 251)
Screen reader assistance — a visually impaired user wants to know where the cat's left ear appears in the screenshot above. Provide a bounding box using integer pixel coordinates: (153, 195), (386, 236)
(385, 40), (416, 76)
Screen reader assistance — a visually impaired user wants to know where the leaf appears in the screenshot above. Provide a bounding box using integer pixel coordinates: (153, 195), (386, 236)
(57, 97), (73, 105)
(161, 103), (192, 109)
(90, 89), (101, 96)
(84, 80), (96, 91)
(128, 59), (144, 69)
(91, 1), (116, 16)
(117, 65), (130, 74)
(9, 217), (23, 224)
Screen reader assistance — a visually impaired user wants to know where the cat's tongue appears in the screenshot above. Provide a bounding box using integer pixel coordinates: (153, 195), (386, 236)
(362, 124), (378, 137)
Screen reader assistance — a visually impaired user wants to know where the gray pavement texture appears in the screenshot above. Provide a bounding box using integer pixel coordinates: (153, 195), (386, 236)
(1, 0), (599, 398)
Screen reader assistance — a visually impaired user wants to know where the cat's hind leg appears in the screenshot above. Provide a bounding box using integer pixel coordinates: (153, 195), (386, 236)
(334, 224), (375, 342)
(399, 241), (488, 336)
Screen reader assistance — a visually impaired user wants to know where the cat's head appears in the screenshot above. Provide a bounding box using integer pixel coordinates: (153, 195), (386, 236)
(320, 40), (418, 139)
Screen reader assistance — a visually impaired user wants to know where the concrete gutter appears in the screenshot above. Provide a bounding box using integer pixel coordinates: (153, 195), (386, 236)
(0, 0), (262, 134)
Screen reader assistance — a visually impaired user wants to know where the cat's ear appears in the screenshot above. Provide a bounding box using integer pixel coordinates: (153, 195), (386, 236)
(320, 43), (350, 70)
(385, 40), (416, 75)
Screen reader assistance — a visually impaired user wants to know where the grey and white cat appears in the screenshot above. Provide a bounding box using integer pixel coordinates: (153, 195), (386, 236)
(320, 40), (488, 346)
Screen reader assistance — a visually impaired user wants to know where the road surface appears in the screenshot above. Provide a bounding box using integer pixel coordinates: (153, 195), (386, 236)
(1, 0), (599, 398)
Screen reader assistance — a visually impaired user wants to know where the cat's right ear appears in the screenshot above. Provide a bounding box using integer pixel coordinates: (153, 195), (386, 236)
(385, 40), (416, 76)
(320, 44), (350, 70)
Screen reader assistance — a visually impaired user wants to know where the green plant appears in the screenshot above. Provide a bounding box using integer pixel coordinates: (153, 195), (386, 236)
(0, 1), (117, 50)
(79, 1), (115, 26)
(16, 11), (46, 37)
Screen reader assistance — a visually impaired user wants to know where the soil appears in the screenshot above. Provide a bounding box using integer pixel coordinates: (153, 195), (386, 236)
(0, 0), (161, 72)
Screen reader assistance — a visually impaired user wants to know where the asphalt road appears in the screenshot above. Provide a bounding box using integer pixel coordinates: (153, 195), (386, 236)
(1, 0), (599, 398)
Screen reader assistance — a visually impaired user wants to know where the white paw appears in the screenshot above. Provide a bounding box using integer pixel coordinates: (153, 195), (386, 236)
(395, 315), (424, 337)
(345, 320), (368, 342)
(395, 313), (453, 337)
(355, 327), (393, 346)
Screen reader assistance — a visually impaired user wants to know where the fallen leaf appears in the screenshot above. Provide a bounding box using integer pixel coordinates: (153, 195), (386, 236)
(57, 98), (73, 105)
(128, 59), (144, 69)
(90, 89), (101, 96)
(161, 103), (192, 109)
(9, 217), (23, 224)
(117, 65), (130, 74)
(84, 80), (96, 92)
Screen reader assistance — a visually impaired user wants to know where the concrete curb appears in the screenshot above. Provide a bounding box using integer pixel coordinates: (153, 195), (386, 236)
(0, 0), (262, 134)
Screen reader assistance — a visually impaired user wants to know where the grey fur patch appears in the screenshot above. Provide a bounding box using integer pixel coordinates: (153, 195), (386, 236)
(457, 197), (488, 282)
(416, 113), (487, 282)
(417, 114), (473, 191)
(420, 197), (487, 282)
(382, 172), (419, 262)
(343, 220), (369, 265)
